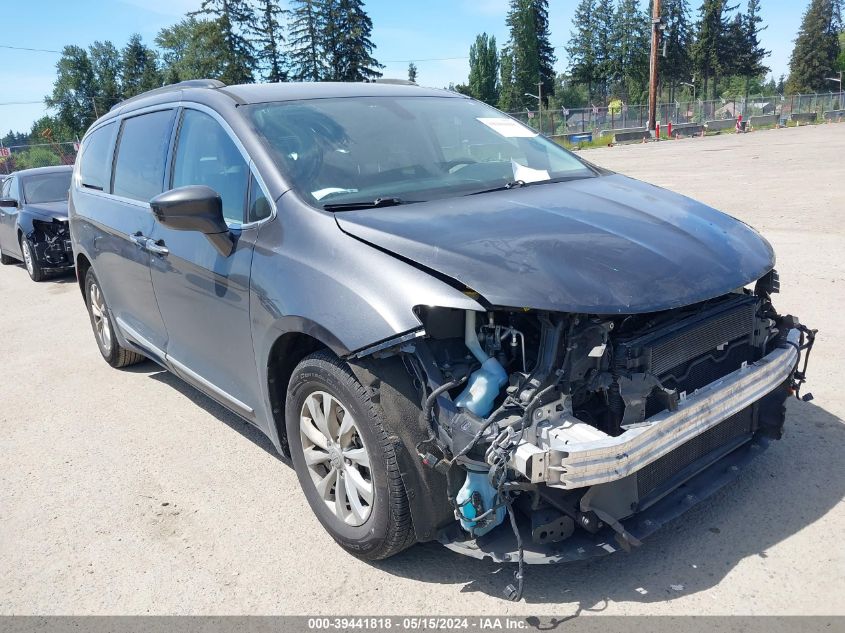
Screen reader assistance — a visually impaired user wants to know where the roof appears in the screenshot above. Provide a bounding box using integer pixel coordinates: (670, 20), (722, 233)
(220, 81), (463, 104)
(93, 79), (467, 132)
(8, 165), (73, 177)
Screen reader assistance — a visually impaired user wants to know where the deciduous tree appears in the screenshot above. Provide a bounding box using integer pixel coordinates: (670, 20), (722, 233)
(468, 33), (499, 105)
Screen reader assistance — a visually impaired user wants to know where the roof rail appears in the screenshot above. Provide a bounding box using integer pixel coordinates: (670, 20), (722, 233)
(373, 78), (418, 86)
(110, 79), (226, 112)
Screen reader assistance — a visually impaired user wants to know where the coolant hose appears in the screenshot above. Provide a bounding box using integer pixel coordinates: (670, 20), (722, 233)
(464, 311), (489, 364)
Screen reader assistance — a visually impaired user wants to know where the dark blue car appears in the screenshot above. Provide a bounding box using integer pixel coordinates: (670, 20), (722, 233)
(0, 165), (74, 281)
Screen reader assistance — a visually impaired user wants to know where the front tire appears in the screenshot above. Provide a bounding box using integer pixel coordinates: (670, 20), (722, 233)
(84, 269), (145, 368)
(285, 350), (416, 560)
(20, 237), (44, 282)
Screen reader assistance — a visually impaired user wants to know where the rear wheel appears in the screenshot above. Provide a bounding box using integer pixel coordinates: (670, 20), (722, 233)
(20, 237), (44, 282)
(84, 269), (145, 368)
(285, 350), (416, 560)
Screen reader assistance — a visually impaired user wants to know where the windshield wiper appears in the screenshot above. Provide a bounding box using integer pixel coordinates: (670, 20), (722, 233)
(466, 180), (527, 196)
(323, 197), (406, 211)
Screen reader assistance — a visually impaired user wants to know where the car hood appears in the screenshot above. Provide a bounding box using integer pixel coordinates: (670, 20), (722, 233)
(335, 174), (775, 314)
(23, 201), (69, 221)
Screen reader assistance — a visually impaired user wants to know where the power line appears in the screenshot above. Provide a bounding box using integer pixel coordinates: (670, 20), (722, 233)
(0, 101), (46, 106)
(0, 44), (62, 54)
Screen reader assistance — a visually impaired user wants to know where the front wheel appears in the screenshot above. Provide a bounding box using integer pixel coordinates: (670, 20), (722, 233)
(20, 237), (44, 282)
(285, 350), (416, 560)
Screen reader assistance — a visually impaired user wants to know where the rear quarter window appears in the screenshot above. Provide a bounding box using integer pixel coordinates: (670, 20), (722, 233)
(112, 109), (175, 203)
(78, 123), (116, 192)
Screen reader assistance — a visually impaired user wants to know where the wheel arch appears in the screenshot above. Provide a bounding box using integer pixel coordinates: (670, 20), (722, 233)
(264, 322), (348, 456)
(76, 252), (92, 299)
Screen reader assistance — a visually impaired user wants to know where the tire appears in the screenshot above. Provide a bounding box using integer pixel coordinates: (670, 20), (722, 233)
(0, 245), (15, 265)
(84, 268), (145, 368)
(285, 350), (416, 561)
(20, 236), (45, 282)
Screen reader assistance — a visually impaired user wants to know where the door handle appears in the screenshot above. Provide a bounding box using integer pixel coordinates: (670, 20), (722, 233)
(129, 232), (147, 247)
(145, 239), (169, 257)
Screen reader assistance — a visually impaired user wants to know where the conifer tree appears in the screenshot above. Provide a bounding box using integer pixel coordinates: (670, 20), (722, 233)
(615, 0), (650, 103)
(324, 0), (382, 82)
(121, 34), (161, 97)
(191, 0), (256, 84)
(787, 0), (842, 93)
(253, 0), (288, 82)
(408, 62), (418, 83)
(566, 0), (598, 101)
(593, 0), (616, 101)
(692, 0), (737, 100)
(288, 0), (323, 81)
(506, 0), (556, 108)
(661, 0), (694, 102)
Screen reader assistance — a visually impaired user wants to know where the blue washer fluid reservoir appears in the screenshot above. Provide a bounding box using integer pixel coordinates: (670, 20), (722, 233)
(456, 467), (506, 536)
(454, 357), (508, 418)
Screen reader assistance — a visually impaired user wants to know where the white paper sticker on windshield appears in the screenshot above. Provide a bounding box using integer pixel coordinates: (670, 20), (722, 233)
(312, 187), (358, 200)
(477, 117), (538, 138)
(511, 160), (550, 183)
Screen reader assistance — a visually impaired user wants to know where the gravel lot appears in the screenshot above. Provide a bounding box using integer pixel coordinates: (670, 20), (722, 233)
(1, 124), (843, 616)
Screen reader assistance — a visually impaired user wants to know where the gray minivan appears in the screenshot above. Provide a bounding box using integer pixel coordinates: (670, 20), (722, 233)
(69, 79), (813, 598)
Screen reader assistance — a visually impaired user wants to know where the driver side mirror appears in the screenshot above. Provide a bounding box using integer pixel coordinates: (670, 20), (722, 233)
(149, 185), (234, 257)
(0, 198), (18, 208)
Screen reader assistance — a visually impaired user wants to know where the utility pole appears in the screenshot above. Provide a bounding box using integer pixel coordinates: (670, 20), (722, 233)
(648, 0), (662, 133)
(537, 82), (543, 134)
(525, 82), (543, 133)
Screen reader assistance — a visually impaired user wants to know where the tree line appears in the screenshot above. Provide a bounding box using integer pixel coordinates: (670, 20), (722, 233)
(2, 0), (381, 160)
(3, 0), (844, 169)
(460, 0), (843, 114)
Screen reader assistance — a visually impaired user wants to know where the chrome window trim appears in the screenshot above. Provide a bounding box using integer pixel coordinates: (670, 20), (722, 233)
(174, 102), (275, 230)
(73, 100), (276, 230)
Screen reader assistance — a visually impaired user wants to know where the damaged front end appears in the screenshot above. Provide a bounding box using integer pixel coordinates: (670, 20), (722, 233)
(28, 218), (74, 269)
(375, 271), (815, 598)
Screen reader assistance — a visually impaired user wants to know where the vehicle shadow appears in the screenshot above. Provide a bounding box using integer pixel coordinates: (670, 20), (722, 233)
(133, 361), (288, 465)
(373, 399), (845, 607)
(121, 361), (844, 608)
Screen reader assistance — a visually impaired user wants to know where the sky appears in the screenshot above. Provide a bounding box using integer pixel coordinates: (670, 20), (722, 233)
(0, 0), (805, 138)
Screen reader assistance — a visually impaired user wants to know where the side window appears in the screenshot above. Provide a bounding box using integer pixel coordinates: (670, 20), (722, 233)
(172, 109), (248, 224)
(113, 109), (174, 203)
(79, 123), (116, 191)
(4, 176), (18, 201)
(247, 174), (271, 222)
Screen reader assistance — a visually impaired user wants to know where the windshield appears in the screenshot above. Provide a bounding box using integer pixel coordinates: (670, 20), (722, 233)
(22, 171), (72, 204)
(244, 96), (595, 209)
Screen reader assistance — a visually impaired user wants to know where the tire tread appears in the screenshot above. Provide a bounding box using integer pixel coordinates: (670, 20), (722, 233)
(293, 350), (416, 560)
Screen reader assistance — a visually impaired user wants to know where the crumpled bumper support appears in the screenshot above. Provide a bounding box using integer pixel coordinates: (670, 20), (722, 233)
(512, 329), (802, 490)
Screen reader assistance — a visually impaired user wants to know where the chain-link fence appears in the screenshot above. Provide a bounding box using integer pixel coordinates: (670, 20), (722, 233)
(509, 91), (845, 137)
(0, 141), (78, 174)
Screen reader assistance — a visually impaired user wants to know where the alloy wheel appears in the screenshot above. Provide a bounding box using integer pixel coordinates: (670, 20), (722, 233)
(299, 390), (374, 527)
(88, 282), (112, 354)
(21, 240), (34, 276)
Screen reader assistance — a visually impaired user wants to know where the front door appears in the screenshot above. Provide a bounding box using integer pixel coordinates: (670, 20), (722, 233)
(148, 108), (265, 419)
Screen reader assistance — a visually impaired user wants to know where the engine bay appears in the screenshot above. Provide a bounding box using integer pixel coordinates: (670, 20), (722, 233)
(388, 270), (815, 599)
